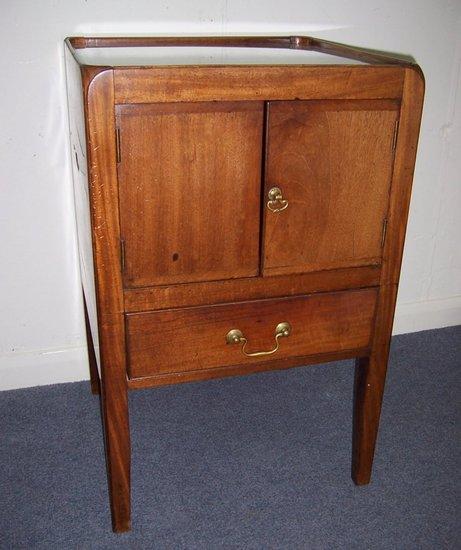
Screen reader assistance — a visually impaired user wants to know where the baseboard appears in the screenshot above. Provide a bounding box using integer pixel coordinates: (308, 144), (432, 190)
(0, 297), (459, 391)
(393, 296), (461, 335)
(0, 346), (90, 391)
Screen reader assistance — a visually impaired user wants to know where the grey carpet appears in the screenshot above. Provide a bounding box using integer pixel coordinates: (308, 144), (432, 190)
(1, 326), (460, 549)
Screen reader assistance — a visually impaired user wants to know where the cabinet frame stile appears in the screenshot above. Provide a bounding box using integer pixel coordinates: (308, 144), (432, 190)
(84, 68), (131, 532)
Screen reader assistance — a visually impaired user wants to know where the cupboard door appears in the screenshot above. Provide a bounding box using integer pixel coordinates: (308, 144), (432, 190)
(117, 102), (263, 288)
(263, 100), (399, 276)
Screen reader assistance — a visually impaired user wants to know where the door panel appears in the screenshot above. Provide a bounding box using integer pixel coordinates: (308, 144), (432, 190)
(117, 101), (263, 288)
(263, 99), (399, 275)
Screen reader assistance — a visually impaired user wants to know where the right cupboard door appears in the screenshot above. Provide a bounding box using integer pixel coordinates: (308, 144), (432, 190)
(262, 99), (399, 276)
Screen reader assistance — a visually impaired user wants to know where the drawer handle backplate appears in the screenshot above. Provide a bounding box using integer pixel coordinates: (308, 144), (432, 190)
(226, 322), (292, 357)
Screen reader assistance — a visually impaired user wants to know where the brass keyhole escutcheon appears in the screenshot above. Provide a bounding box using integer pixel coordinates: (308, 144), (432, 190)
(267, 186), (288, 213)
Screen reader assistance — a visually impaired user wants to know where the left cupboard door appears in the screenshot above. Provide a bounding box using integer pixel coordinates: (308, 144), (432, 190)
(116, 101), (264, 288)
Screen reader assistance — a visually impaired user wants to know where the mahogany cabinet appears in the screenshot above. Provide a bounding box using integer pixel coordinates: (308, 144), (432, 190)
(65, 36), (424, 532)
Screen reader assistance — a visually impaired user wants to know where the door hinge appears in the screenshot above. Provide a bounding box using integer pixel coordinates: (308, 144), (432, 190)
(392, 120), (399, 152)
(381, 218), (388, 248)
(120, 238), (126, 271)
(115, 126), (121, 163)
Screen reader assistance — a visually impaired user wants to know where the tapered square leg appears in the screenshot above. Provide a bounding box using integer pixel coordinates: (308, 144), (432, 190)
(100, 376), (131, 532)
(83, 293), (131, 531)
(352, 353), (389, 485)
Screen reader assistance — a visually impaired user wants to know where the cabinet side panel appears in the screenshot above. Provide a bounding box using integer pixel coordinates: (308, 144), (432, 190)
(64, 44), (100, 372)
(368, 66), (425, 380)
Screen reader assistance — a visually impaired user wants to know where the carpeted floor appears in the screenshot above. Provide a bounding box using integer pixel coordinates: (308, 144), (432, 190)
(1, 326), (460, 549)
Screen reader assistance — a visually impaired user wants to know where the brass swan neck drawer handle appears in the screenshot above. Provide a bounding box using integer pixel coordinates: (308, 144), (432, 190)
(226, 322), (292, 357)
(267, 186), (288, 213)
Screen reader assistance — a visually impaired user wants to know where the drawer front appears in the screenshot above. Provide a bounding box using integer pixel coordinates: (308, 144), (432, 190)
(126, 288), (377, 379)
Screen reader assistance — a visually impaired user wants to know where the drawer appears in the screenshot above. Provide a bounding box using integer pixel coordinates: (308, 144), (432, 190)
(126, 288), (377, 379)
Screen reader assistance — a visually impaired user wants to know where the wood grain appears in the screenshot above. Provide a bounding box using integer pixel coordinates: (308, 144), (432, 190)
(67, 35), (415, 66)
(352, 283), (399, 485)
(123, 265), (381, 312)
(128, 347), (371, 389)
(306, 36), (413, 65)
(381, 67), (425, 286)
(114, 66), (404, 104)
(126, 289), (378, 379)
(263, 99), (399, 276)
(69, 35), (295, 50)
(351, 67), (425, 485)
(85, 69), (131, 532)
(66, 37), (425, 530)
(117, 101), (263, 287)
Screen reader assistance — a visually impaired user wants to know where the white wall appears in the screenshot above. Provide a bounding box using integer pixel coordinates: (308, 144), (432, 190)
(1, 0), (460, 390)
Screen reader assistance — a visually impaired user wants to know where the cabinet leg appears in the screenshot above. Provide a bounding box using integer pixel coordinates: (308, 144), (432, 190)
(100, 377), (131, 532)
(352, 352), (389, 485)
(83, 294), (100, 395)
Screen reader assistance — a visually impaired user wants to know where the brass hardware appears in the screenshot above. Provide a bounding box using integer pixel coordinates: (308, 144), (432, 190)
(381, 218), (388, 248)
(116, 127), (121, 163)
(267, 187), (288, 213)
(226, 321), (292, 357)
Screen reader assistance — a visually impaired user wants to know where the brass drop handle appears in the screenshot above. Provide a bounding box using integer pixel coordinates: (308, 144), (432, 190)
(226, 322), (292, 357)
(267, 187), (288, 212)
